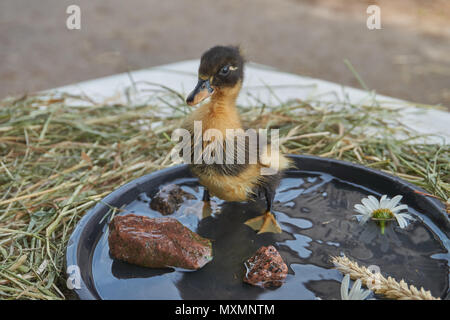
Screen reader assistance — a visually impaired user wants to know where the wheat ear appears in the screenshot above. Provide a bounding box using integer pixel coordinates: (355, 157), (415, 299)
(331, 255), (440, 300)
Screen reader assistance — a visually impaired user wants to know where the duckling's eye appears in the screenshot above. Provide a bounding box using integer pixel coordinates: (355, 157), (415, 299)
(219, 65), (230, 76)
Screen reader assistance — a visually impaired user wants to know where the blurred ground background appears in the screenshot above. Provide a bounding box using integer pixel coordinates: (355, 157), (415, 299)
(1, 0), (449, 108)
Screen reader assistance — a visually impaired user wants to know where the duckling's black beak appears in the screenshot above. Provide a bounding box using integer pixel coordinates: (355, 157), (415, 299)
(186, 78), (214, 106)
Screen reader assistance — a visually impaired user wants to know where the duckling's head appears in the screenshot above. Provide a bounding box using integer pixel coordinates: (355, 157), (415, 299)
(186, 45), (244, 106)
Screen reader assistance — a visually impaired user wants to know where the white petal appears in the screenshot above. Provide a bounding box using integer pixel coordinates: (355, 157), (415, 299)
(341, 274), (350, 300)
(361, 198), (376, 212)
(349, 279), (362, 299)
(354, 208), (369, 215)
(394, 214), (407, 228)
(355, 214), (370, 224)
(359, 213), (372, 225)
(367, 195), (380, 209)
(379, 195), (389, 208)
(387, 195), (402, 209)
(391, 204), (408, 213)
(354, 204), (371, 215)
(398, 213), (414, 221)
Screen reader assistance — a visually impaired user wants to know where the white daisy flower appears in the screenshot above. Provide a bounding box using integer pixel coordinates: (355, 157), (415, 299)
(340, 274), (371, 300)
(354, 195), (414, 234)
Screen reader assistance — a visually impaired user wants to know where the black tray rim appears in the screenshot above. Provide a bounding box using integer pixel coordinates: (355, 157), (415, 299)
(65, 154), (449, 300)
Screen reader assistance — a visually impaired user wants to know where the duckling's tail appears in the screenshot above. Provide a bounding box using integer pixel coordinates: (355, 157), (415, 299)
(258, 144), (294, 176)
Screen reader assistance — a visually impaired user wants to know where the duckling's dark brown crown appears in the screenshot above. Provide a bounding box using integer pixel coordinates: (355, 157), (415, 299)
(199, 45), (244, 87)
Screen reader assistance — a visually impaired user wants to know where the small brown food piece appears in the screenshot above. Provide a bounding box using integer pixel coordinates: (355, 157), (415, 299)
(108, 214), (213, 270)
(150, 184), (195, 215)
(243, 245), (288, 288)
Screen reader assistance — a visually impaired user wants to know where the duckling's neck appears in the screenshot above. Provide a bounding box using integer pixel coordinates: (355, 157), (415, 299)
(203, 82), (243, 131)
(210, 82), (241, 109)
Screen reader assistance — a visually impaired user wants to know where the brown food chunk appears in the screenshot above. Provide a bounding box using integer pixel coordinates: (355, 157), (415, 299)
(243, 245), (288, 288)
(150, 184), (195, 215)
(108, 214), (212, 270)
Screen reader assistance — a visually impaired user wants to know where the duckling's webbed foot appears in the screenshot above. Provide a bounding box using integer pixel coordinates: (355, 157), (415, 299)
(244, 187), (282, 234)
(244, 211), (282, 234)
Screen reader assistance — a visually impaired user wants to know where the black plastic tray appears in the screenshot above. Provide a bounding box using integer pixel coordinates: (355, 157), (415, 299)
(66, 155), (449, 300)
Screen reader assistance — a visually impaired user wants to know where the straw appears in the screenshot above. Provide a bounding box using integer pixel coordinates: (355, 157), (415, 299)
(0, 83), (448, 299)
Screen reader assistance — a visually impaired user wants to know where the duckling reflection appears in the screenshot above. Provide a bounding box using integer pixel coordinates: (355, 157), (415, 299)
(357, 221), (402, 253)
(174, 200), (285, 299)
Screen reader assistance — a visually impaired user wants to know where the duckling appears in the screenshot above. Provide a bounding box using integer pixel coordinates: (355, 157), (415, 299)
(182, 45), (292, 234)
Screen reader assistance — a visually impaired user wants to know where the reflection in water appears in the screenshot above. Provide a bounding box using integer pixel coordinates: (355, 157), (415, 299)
(111, 259), (174, 279)
(174, 201), (268, 300)
(357, 222), (402, 253)
(91, 172), (450, 300)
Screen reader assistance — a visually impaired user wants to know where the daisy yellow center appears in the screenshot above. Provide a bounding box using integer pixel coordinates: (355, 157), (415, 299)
(372, 208), (394, 220)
